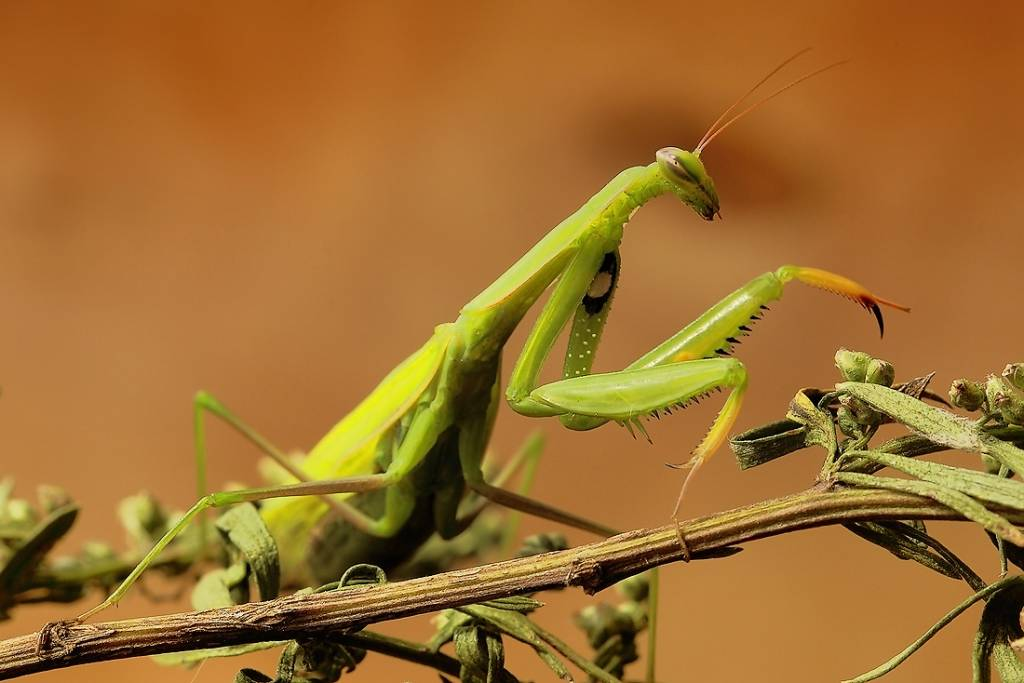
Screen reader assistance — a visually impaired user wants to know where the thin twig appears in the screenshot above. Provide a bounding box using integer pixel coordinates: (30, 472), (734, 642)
(1, 487), (1019, 680)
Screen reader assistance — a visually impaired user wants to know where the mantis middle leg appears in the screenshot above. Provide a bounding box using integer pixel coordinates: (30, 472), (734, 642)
(76, 385), (454, 621)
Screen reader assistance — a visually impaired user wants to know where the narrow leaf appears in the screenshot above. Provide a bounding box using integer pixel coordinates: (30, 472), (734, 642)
(215, 503), (280, 601)
(972, 581), (1024, 682)
(0, 504), (77, 615)
(191, 563), (249, 611)
(839, 383), (1024, 473)
(837, 472), (1024, 546)
(729, 420), (808, 469)
(844, 521), (961, 579)
(153, 641), (285, 667)
(844, 576), (1023, 682)
(847, 449), (1024, 511)
(786, 389), (838, 458)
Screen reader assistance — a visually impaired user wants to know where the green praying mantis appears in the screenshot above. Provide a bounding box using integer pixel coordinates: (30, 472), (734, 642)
(74, 54), (908, 625)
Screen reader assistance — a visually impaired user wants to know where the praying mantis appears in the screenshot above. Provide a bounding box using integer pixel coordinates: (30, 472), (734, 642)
(74, 54), (908, 626)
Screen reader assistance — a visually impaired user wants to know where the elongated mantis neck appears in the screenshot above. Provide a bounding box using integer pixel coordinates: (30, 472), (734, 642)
(458, 162), (670, 348)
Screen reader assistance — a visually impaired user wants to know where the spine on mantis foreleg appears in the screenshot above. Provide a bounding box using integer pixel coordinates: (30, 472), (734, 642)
(630, 272), (785, 368)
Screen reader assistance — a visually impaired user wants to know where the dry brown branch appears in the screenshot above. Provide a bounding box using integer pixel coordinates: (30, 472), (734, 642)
(0, 487), (1014, 680)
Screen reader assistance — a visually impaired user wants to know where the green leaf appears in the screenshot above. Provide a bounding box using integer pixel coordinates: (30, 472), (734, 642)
(729, 419), (809, 470)
(117, 493), (168, 551)
(476, 595), (543, 612)
(428, 610), (473, 652)
(338, 563), (387, 588)
(453, 625), (516, 683)
(215, 503), (280, 601)
(275, 638), (365, 683)
(0, 504), (77, 616)
(786, 389), (838, 458)
(841, 434), (947, 474)
(847, 449), (1024, 512)
(844, 521), (962, 579)
(460, 604), (620, 683)
(972, 581), (1024, 682)
(235, 668), (275, 683)
(839, 382), (1024, 474)
(837, 472), (1024, 546)
(191, 562), (249, 611)
(153, 641), (285, 667)
(844, 576), (1023, 682)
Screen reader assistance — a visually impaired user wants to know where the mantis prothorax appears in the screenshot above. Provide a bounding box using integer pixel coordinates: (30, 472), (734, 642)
(74, 54), (908, 625)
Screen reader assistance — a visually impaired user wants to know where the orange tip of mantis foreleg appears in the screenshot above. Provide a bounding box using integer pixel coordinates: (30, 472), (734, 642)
(779, 266), (910, 337)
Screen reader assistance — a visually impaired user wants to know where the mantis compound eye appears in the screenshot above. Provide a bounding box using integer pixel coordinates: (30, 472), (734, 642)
(656, 147), (698, 183)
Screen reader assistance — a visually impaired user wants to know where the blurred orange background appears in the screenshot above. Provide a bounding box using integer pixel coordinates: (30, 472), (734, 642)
(1, 2), (1022, 681)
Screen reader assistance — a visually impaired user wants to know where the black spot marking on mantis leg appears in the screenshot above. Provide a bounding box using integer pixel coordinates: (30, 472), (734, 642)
(582, 251), (619, 316)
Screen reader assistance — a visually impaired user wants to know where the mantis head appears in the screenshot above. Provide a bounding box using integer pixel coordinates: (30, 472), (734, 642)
(656, 147), (720, 221)
(657, 50), (846, 224)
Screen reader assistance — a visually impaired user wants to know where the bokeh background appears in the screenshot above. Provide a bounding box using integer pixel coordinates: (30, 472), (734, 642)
(1, 2), (1022, 681)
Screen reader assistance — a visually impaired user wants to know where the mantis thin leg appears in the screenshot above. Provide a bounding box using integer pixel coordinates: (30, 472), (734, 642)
(453, 431), (545, 538)
(75, 473), (392, 621)
(498, 431), (546, 554)
(193, 391), (383, 537)
(78, 395), (452, 621)
(465, 370), (621, 538)
(464, 478), (619, 537)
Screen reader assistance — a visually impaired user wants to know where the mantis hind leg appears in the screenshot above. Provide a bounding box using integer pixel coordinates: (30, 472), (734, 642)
(192, 391), (391, 542)
(460, 379), (620, 538)
(449, 431), (546, 546)
(75, 471), (393, 622)
(78, 394), (452, 623)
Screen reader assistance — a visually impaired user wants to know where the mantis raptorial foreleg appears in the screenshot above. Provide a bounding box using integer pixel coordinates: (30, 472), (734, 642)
(508, 263), (906, 553)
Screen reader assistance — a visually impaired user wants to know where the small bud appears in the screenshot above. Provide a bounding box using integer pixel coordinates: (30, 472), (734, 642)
(981, 452), (1002, 475)
(995, 393), (1024, 427)
(984, 375), (1024, 425)
(453, 624), (505, 679)
(37, 485), (72, 514)
(617, 600), (648, 630)
(118, 492), (168, 548)
(616, 573), (649, 602)
(1003, 363), (1024, 391)
(517, 533), (568, 558)
(575, 603), (626, 647)
(949, 378), (986, 411)
(865, 359), (895, 387)
(82, 541), (116, 562)
(986, 376), (1009, 412)
(839, 394), (879, 426)
(6, 499), (35, 527)
(836, 406), (862, 438)
(835, 348), (873, 383)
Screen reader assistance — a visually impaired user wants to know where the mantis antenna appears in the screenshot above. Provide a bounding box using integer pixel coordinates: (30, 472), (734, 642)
(695, 55), (848, 155)
(695, 48), (813, 151)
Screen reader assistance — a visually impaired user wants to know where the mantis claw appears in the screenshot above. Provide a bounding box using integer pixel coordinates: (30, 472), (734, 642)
(673, 520), (692, 562)
(867, 301), (885, 337)
(775, 265), (910, 339)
